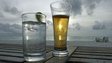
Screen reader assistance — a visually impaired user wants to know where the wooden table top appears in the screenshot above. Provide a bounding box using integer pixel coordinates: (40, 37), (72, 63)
(0, 44), (76, 63)
(0, 44), (112, 63)
(67, 46), (112, 63)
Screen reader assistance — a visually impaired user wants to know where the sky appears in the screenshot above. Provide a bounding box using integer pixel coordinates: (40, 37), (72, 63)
(0, 0), (112, 40)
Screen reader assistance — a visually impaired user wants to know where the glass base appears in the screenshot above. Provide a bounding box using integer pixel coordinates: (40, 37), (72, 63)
(24, 53), (45, 62)
(52, 50), (69, 57)
(25, 57), (45, 62)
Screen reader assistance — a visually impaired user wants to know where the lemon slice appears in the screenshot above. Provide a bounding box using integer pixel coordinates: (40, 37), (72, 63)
(35, 12), (43, 23)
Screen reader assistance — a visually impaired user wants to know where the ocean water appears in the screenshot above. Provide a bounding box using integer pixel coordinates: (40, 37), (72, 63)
(68, 36), (112, 41)
(0, 36), (112, 47)
(68, 36), (95, 41)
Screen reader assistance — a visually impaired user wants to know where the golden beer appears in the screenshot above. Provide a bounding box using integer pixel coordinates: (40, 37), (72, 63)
(53, 15), (69, 51)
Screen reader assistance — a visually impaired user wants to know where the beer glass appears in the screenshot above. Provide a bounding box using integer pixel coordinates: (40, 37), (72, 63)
(22, 12), (46, 62)
(50, 1), (71, 57)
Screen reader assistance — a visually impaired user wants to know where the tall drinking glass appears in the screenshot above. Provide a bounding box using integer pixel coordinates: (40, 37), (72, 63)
(22, 12), (46, 62)
(50, 1), (71, 57)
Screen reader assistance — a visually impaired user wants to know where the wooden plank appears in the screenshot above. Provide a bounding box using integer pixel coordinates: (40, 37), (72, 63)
(67, 57), (112, 63)
(67, 46), (112, 63)
(0, 56), (24, 63)
(68, 57), (99, 63)
(76, 46), (112, 54)
(0, 52), (23, 58)
(74, 52), (112, 57)
(0, 45), (53, 63)
(45, 56), (68, 63)
(72, 54), (112, 60)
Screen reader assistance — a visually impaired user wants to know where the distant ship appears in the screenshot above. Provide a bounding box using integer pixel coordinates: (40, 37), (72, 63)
(95, 36), (109, 42)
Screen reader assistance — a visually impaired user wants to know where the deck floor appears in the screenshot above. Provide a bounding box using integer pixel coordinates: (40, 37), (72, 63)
(0, 44), (112, 63)
(67, 46), (112, 63)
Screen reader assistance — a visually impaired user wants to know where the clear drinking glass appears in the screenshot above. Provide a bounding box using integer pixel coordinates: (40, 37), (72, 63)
(22, 13), (46, 62)
(50, 1), (71, 57)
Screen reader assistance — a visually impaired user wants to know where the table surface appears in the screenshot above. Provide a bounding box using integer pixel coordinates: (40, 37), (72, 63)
(0, 44), (112, 63)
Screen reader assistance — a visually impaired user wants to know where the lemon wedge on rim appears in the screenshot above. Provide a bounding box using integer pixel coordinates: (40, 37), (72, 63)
(35, 12), (43, 23)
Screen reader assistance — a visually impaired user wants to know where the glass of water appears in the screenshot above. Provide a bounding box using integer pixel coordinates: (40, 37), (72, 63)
(22, 12), (46, 62)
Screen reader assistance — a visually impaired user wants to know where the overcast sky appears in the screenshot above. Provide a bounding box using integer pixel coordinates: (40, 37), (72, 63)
(0, 0), (112, 39)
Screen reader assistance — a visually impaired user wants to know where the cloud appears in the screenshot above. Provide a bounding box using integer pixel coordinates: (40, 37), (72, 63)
(8, 7), (20, 15)
(0, 0), (20, 14)
(0, 23), (22, 37)
(82, 0), (101, 15)
(0, 11), (4, 17)
(93, 21), (106, 30)
(69, 23), (81, 30)
(0, 0), (21, 24)
(64, 0), (101, 16)
(64, 0), (82, 15)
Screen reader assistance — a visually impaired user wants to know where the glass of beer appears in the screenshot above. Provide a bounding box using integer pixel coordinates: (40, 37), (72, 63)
(50, 1), (71, 57)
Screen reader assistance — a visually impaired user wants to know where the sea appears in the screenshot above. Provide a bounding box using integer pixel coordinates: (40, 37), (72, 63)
(0, 36), (112, 47)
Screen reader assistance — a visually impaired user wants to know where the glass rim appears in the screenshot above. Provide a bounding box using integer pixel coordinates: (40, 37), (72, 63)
(21, 12), (46, 23)
(50, 1), (72, 11)
(21, 12), (46, 18)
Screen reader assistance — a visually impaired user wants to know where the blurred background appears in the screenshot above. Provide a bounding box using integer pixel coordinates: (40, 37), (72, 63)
(0, 0), (112, 47)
